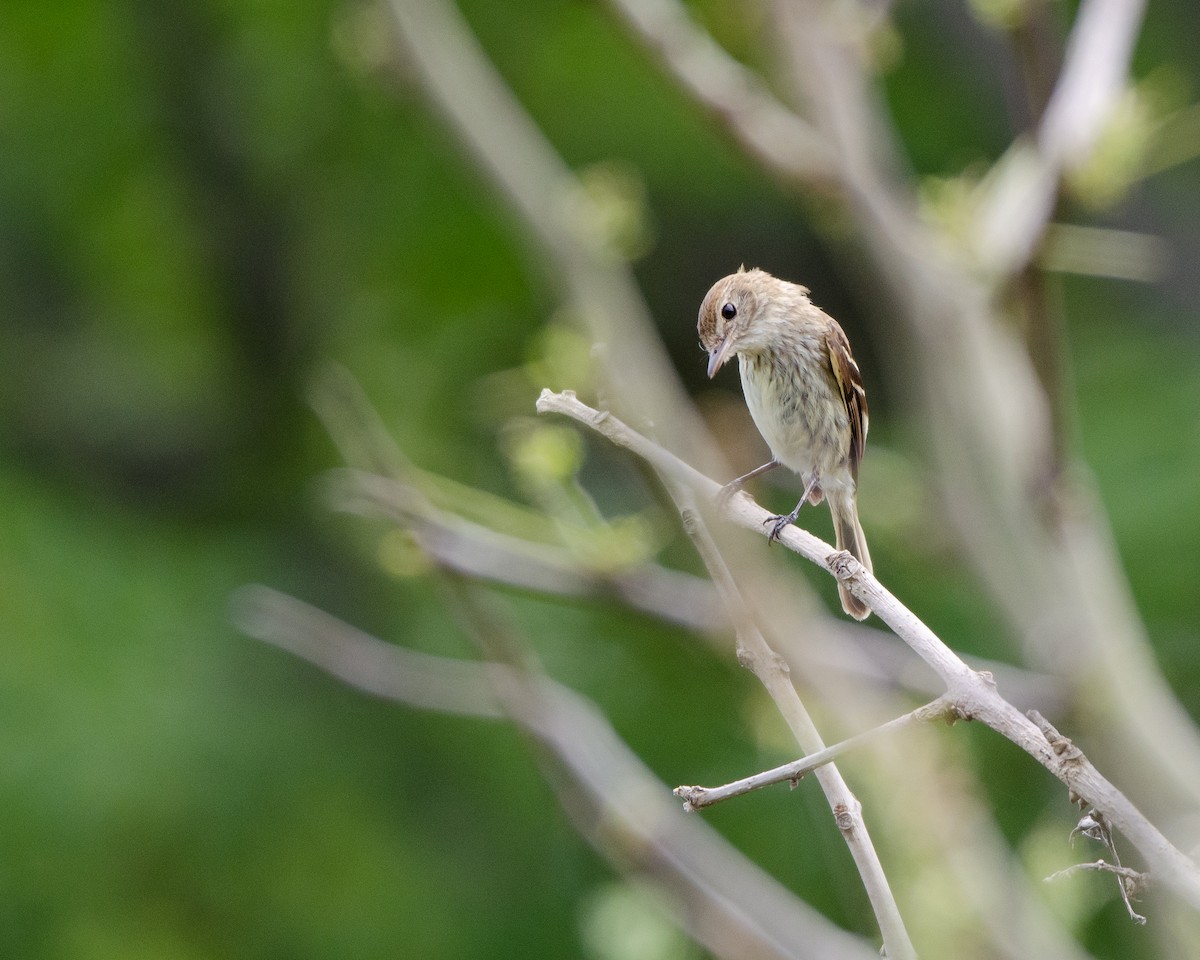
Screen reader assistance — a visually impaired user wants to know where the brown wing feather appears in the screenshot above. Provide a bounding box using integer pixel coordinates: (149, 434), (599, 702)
(824, 321), (868, 481)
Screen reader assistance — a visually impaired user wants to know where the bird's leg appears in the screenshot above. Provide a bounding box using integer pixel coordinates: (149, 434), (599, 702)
(766, 472), (821, 543)
(716, 458), (780, 510)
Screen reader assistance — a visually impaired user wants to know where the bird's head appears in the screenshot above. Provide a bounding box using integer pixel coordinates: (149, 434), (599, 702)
(696, 266), (777, 378)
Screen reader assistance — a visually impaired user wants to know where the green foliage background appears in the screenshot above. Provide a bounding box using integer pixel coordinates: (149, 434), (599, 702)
(1, 1), (1197, 957)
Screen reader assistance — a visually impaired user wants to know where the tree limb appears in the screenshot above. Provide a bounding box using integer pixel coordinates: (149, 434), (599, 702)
(234, 585), (884, 960)
(536, 388), (1200, 911)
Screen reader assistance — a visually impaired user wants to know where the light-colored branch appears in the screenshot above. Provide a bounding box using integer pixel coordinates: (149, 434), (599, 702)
(675, 696), (953, 811)
(325, 467), (725, 633)
(378, 0), (1169, 949)
(231, 584), (504, 718)
(384, 0), (722, 476)
(975, 0), (1149, 275)
(667, 482), (916, 960)
(604, 0), (838, 190)
(1045, 861), (1148, 925)
(536, 388), (1200, 911)
(762, 0), (1200, 834)
(235, 585), (883, 960)
(536, 389), (974, 685)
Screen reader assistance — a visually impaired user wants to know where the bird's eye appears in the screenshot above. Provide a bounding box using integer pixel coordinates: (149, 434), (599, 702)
(721, 302), (737, 320)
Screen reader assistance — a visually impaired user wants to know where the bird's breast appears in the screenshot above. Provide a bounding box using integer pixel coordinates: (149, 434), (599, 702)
(738, 348), (851, 485)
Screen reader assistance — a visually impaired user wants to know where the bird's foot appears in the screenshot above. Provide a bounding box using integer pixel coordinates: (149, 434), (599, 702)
(764, 514), (790, 543)
(764, 502), (805, 544)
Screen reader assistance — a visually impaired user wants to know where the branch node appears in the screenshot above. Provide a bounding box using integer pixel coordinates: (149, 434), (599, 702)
(673, 785), (704, 812)
(1028, 709), (1085, 761)
(833, 802), (857, 834)
(825, 549), (863, 583)
(947, 700), (975, 724)
(1071, 809), (1113, 847)
(734, 641), (789, 676)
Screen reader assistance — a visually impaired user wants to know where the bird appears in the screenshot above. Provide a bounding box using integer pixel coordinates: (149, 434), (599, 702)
(697, 266), (872, 620)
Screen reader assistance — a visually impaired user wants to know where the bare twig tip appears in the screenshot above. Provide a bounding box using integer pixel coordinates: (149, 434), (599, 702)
(673, 785), (702, 812)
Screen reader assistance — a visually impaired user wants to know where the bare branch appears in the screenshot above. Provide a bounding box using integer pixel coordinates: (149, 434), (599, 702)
(537, 389), (973, 685)
(231, 584), (503, 719)
(666, 482), (916, 960)
(975, 0), (1149, 275)
(1045, 861), (1149, 925)
(235, 585), (884, 960)
(604, 0), (838, 190)
(325, 468), (725, 632)
(675, 697), (953, 811)
(536, 388), (1200, 911)
(383, 0), (722, 475)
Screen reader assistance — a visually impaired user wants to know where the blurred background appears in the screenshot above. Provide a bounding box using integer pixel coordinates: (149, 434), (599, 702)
(1, 0), (1198, 957)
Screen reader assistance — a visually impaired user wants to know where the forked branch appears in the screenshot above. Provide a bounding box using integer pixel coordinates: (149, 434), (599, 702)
(536, 387), (1200, 911)
(675, 696), (956, 811)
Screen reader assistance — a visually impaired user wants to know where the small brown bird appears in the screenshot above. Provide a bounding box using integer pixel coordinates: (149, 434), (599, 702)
(698, 267), (872, 620)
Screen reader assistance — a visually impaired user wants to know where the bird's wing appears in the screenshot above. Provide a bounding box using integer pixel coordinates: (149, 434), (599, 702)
(825, 321), (868, 480)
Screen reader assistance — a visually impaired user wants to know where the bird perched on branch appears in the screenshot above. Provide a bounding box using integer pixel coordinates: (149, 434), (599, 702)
(698, 266), (872, 620)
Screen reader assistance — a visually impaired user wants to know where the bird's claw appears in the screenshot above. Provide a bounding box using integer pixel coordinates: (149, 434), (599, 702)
(765, 514), (793, 543)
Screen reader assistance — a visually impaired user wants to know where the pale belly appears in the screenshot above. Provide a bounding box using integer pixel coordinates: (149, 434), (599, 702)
(739, 352), (853, 493)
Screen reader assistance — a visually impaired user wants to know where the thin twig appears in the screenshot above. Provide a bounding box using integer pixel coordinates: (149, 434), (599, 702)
(1045, 861), (1148, 925)
(1046, 860), (1146, 885)
(675, 696), (954, 811)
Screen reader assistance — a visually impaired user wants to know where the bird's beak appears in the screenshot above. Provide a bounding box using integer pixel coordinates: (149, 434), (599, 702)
(706, 336), (736, 379)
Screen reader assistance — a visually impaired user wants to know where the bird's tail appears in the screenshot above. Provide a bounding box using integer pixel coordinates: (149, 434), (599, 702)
(830, 493), (872, 621)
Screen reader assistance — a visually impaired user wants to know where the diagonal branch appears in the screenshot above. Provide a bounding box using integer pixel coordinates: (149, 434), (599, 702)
(665, 481), (916, 960)
(604, 0), (838, 190)
(234, 585), (884, 960)
(761, 0), (1200, 828)
(536, 387), (1200, 911)
(383, 0), (721, 474)
(675, 696), (954, 812)
(325, 467), (726, 632)
(974, 0), (1150, 275)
